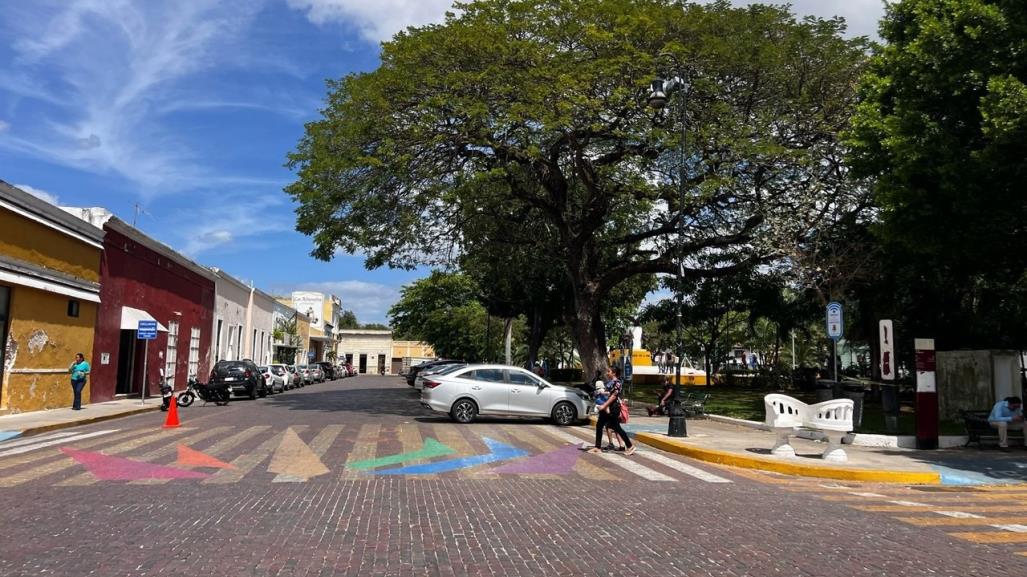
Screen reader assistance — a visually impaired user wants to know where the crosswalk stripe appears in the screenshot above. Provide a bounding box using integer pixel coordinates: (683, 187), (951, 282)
(0, 429), (146, 471)
(634, 450), (733, 483)
(395, 424), (436, 478)
(0, 431), (78, 450)
(948, 532), (1027, 544)
(144, 426), (270, 484)
(0, 430), (119, 457)
(205, 426), (308, 485)
(431, 423), (480, 478)
(61, 427), (232, 486)
(543, 427), (675, 482)
(0, 428), (190, 487)
(895, 516), (1027, 526)
(855, 504), (1027, 512)
(936, 511), (985, 518)
(501, 425), (565, 480)
(341, 424), (380, 479)
(270, 425), (341, 483)
(992, 524), (1027, 533)
(823, 493), (1020, 502)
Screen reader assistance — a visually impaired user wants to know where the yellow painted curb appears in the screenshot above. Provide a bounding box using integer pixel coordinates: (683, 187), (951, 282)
(634, 431), (942, 485)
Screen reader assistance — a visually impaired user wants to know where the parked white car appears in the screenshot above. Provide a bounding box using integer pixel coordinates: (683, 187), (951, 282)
(414, 363), (466, 391)
(420, 364), (591, 426)
(258, 365), (286, 394)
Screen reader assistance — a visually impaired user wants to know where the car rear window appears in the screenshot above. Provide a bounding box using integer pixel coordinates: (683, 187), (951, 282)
(213, 362), (247, 375)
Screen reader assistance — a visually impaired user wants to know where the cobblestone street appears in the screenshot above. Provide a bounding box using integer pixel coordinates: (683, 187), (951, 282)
(1, 376), (1024, 576)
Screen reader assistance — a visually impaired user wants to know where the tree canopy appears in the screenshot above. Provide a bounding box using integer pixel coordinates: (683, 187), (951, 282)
(286, 0), (870, 377)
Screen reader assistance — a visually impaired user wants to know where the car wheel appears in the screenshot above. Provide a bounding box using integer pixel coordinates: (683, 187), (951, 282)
(258, 383), (268, 398)
(450, 399), (478, 424)
(552, 402), (577, 426)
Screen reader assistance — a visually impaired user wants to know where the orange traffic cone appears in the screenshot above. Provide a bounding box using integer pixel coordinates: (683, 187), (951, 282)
(162, 394), (181, 428)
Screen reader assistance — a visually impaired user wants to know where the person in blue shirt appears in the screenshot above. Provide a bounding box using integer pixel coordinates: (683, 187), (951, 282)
(68, 353), (90, 411)
(988, 396), (1023, 449)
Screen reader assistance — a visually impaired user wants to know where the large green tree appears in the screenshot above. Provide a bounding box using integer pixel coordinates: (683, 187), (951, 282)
(847, 0), (1027, 348)
(286, 0), (869, 378)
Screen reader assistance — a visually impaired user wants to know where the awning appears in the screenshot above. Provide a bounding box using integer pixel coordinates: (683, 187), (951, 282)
(309, 335), (334, 342)
(120, 306), (169, 332)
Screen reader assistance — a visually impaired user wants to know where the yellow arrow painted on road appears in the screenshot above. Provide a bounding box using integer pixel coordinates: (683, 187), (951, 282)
(268, 427), (329, 482)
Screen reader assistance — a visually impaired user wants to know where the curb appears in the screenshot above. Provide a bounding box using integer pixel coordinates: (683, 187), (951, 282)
(14, 406), (160, 438)
(633, 431), (942, 484)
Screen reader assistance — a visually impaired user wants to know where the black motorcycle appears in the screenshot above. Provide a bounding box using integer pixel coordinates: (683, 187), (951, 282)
(159, 373), (175, 411)
(176, 376), (230, 407)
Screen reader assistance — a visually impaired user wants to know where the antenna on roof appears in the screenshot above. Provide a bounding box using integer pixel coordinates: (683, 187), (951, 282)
(133, 203), (151, 227)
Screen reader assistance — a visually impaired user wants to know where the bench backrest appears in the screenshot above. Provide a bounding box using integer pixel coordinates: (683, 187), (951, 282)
(764, 394), (807, 428)
(807, 399), (854, 432)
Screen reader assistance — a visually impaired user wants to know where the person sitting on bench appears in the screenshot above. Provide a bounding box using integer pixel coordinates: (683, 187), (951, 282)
(989, 396), (1024, 449)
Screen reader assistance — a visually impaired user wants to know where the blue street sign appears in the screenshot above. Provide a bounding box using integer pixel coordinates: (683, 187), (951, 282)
(624, 360), (633, 380)
(137, 320), (158, 340)
(826, 302), (844, 340)
(307, 350), (315, 361)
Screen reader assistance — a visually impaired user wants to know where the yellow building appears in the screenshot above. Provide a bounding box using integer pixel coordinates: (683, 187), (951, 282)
(0, 181), (104, 413)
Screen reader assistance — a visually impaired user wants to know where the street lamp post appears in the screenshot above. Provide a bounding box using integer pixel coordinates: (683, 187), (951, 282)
(648, 57), (689, 437)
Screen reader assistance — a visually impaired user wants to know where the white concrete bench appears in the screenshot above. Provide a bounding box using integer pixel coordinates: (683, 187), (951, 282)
(764, 394), (854, 462)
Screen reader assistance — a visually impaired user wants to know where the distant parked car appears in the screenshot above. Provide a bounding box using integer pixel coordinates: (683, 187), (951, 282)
(414, 362), (467, 391)
(407, 359), (464, 387)
(260, 365), (287, 394)
(420, 364), (590, 426)
(309, 365), (325, 382)
(345, 363), (355, 377)
(316, 362), (336, 380)
(210, 359), (267, 400)
(273, 364), (298, 389)
(298, 365), (315, 385)
(286, 365), (304, 388)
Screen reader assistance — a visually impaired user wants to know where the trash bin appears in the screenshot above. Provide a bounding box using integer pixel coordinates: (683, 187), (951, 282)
(841, 384), (865, 430)
(815, 379), (834, 403)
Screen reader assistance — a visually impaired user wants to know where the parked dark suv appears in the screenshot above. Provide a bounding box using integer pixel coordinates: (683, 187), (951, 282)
(210, 359), (268, 400)
(316, 362), (335, 381)
(406, 359), (464, 387)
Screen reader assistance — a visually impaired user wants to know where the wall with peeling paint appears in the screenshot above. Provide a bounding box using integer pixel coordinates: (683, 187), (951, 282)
(1, 287), (98, 412)
(0, 209), (101, 284)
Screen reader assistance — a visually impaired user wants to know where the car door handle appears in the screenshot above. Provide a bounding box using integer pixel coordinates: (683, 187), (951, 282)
(471, 385), (482, 390)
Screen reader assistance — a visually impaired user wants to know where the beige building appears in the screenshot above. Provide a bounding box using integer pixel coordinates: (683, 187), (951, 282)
(335, 330), (436, 375)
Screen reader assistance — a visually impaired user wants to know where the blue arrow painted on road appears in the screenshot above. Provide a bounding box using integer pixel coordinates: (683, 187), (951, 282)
(374, 437), (528, 475)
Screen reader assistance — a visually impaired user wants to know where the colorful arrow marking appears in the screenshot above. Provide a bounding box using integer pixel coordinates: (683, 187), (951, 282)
(176, 444), (235, 469)
(491, 443), (581, 475)
(61, 447), (209, 481)
(268, 427), (330, 483)
(374, 437), (528, 476)
(347, 437), (454, 471)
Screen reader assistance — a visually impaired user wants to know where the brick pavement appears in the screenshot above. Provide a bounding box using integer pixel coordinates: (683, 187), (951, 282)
(0, 376), (1023, 576)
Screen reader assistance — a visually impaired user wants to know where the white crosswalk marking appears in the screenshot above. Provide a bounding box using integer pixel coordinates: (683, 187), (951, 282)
(0, 431), (78, 450)
(635, 450), (732, 483)
(0, 430), (118, 457)
(937, 511), (985, 519)
(544, 427), (675, 482)
(991, 524), (1027, 533)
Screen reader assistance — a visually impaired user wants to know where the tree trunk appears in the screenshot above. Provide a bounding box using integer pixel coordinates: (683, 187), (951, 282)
(527, 307), (543, 368)
(566, 285), (607, 383)
(503, 318), (513, 365)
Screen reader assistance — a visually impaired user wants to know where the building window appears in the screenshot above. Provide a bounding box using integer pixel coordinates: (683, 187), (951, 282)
(252, 329), (257, 359)
(67, 300), (80, 317)
(215, 319), (223, 361)
(227, 325), (236, 361)
(188, 327), (200, 378)
(165, 320), (179, 388)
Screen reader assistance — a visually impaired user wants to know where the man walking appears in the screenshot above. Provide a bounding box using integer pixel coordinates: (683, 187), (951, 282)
(988, 396), (1024, 449)
(68, 352), (90, 410)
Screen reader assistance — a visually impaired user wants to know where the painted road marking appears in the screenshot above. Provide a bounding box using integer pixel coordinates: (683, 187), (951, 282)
(634, 450), (733, 483)
(855, 504), (1027, 512)
(544, 427), (675, 482)
(0, 431), (78, 450)
(0, 430), (118, 457)
(347, 438), (453, 471)
(493, 443), (580, 475)
(0, 429), (187, 487)
(341, 424), (380, 480)
(176, 445), (234, 469)
(205, 426), (307, 485)
(174, 425), (269, 470)
(504, 425), (596, 480)
(430, 423), (481, 479)
(76, 427), (231, 486)
(375, 438), (527, 475)
(896, 516), (1027, 526)
(948, 532), (1027, 544)
(0, 428), (148, 471)
(269, 427), (330, 483)
(60, 447), (209, 481)
(992, 524), (1027, 533)
(936, 511), (985, 519)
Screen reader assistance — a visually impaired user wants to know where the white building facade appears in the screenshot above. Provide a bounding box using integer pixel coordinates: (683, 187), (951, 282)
(337, 329), (393, 374)
(246, 288), (276, 366)
(210, 268), (250, 363)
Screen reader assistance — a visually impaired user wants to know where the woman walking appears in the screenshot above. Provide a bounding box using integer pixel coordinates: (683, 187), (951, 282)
(587, 366), (634, 455)
(68, 352), (90, 410)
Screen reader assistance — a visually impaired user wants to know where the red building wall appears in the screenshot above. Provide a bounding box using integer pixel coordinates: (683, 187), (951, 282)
(90, 226), (215, 401)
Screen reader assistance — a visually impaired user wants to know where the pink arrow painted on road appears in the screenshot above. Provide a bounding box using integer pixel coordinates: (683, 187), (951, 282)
(491, 443), (581, 475)
(61, 447), (209, 481)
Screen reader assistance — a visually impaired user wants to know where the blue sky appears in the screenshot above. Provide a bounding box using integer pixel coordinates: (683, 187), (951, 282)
(0, 0), (883, 325)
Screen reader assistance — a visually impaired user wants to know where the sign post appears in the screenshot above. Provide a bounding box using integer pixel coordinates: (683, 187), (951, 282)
(137, 320), (158, 405)
(879, 320), (898, 432)
(826, 302), (844, 382)
(915, 338), (938, 450)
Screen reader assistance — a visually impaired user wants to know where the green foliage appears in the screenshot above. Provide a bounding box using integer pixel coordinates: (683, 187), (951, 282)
(847, 0), (1027, 348)
(337, 310), (359, 329)
(388, 271), (504, 360)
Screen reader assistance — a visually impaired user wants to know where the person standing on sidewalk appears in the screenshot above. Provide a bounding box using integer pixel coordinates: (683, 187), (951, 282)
(68, 353), (90, 411)
(988, 396), (1024, 449)
(587, 366), (634, 456)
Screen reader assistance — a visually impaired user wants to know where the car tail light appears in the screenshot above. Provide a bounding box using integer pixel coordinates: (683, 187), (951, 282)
(245, 370), (251, 378)
(423, 380), (442, 389)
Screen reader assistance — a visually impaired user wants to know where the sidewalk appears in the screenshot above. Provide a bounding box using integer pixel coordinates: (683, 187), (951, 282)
(0, 399), (159, 441)
(607, 415), (1027, 486)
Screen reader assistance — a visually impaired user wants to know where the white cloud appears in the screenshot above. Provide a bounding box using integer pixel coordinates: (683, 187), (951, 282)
(701, 0), (884, 39)
(287, 0), (454, 42)
(296, 280), (400, 324)
(13, 183), (59, 205)
(178, 192), (291, 255)
(0, 0), (276, 195)
(0, 120), (9, 132)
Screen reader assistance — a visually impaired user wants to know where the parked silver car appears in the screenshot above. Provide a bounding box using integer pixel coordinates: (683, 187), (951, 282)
(258, 365), (286, 394)
(420, 364), (591, 426)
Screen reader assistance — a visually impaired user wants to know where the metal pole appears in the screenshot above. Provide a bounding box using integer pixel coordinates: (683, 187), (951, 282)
(791, 330), (796, 370)
(832, 339), (838, 382)
(141, 338), (148, 405)
(672, 69), (688, 437)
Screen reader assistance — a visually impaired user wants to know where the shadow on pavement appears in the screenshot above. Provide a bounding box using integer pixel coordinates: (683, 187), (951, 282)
(874, 447), (1027, 483)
